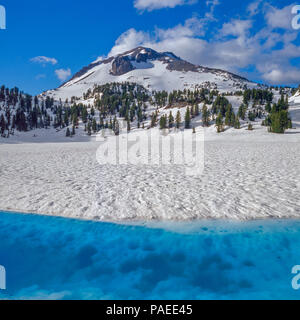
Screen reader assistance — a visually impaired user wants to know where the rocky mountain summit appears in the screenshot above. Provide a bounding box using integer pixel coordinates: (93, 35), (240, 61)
(45, 46), (256, 101)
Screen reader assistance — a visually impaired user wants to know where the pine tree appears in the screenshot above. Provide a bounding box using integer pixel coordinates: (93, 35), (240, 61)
(150, 113), (156, 128)
(194, 104), (200, 117)
(185, 107), (191, 129)
(238, 104), (247, 120)
(114, 119), (120, 136)
(159, 115), (167, 129)
(216, 113), (224, 133)
(234, 116), (241, 129)
(92, 118), (97, 133)
(64, 111), (69, 127)
(0, 114), (6, 135)
(66, 127), (71, 137)
(168, 111), (174, 128)
(269, 110), (289, 133)
(82, 108), (88, 123)
(265, 102), (271, 113)
(230, 112), (236, 127)
(87, 122), (92, 136)
(127, 119), (131, 132)
(190, 105), (195, 118)
(225, 105), (234, 126)
(248, 111), (256, 122)
(176, 111), (181, 129)
(202, 104), (210, 127)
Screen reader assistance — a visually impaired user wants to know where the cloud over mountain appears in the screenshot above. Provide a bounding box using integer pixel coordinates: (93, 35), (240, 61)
(55, 68), (71, 81)
(108, 2), (300, 85)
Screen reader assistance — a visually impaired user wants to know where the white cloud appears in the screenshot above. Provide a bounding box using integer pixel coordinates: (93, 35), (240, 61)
(55, 68), (71, 81)
(205, 0), (220, 20)
(134, 0), (197, 12)
(265, 4), (295, 30)
(262, 68), (300, 84)
(157, 17), (206, 39)
(35, 74), (46, 80)
(30, 56), (58, 66)
(220, 19), (253, 38)
(109, 28), (151, 57)
(108, 2), (300, 86)
(110, 1), (219, 57)
(108, 25), (256, 73)
(247, 0), (262, 16)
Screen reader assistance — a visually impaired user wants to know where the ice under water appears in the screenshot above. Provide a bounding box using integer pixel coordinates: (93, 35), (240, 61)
(0, 210), (300, 300)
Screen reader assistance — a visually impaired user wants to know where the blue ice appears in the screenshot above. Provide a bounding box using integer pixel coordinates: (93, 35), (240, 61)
(0, 211), (300, 300)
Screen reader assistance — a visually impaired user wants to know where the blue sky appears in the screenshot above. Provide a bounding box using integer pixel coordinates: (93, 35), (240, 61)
(0, 0), (299, 95)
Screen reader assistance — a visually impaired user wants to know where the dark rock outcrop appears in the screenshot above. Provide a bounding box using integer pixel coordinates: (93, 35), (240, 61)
(110, 56), (135, 76)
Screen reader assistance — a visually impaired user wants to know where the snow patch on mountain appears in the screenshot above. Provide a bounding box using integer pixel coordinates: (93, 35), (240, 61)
(290, 89), (300, 104)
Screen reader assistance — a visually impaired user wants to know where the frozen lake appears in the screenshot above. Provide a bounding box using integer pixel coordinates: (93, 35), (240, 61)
(0, 210), (300, 300)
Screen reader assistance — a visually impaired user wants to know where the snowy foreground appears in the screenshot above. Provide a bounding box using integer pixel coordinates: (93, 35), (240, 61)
(0, 117), (300, 222)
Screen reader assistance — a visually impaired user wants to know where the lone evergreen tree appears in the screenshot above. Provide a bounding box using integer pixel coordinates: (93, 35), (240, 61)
(269, 110), (289, 133)
(225, 105), (234, 126)
(176, 111), (181, 129)
(202, 104), (210, 127)
(114, 119), (120, 136)
(66, 127), (71, 137)
(82, 108), (88, 123)
(168, 111), (174, 128)
(127, 119), (131, 132)
(234, 116), (241, 129)
(194, 104), (200, 117)
(150, 113), (156, 128)
(0, 114), (5, 135)
(185, 107), (191, 129)
(87, 122), (92, 136)
(159, 115), (167, 130)
(216, 113), (224, 133)
(92, 118), (97, 133)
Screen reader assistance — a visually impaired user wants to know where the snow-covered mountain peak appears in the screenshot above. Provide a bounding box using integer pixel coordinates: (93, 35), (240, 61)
(44, 46), (257, 101)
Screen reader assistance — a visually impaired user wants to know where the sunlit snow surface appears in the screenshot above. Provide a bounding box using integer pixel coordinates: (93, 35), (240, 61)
(0, 211), (300, 300)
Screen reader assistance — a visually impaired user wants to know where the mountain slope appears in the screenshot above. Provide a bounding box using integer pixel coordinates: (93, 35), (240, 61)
(44, 47), (257, 101)
(290, 88), (300, 104)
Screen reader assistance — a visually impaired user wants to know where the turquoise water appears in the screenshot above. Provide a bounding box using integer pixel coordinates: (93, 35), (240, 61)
(0, 210), (300, 300)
